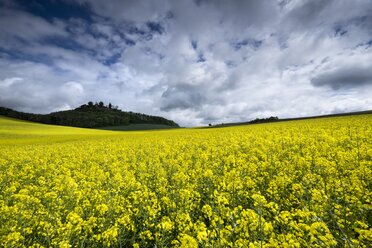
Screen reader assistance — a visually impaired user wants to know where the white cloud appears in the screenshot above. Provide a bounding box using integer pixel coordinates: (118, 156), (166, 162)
(0, 77), (23, 87)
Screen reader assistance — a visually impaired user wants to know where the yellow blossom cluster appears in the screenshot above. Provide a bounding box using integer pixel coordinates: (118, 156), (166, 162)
(0, 115), (371, 247)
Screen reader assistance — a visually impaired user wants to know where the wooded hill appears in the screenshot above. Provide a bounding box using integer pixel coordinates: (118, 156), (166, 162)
(0, 102), (179, 128)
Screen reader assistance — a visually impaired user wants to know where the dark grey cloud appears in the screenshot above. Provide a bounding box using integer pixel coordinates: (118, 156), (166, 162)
(0, 0), (371, 126)
(311, 65), (372, 89)
(283, 0), (334, 28)
(160, 84), (206, 111)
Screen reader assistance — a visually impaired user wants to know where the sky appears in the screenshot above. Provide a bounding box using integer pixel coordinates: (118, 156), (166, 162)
(0, 0), (371, 126)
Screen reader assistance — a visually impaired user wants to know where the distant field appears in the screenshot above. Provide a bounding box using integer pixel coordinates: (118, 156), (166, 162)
(0, 115), (371, 247)
(99, 123), (180, 131)
(208, 110), (372, 128)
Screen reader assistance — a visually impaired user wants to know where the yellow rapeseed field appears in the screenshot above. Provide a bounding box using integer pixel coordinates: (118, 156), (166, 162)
(0, 115), (371, 247)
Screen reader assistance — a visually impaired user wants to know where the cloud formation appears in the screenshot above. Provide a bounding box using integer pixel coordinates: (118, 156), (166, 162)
(0, 0), (371, 126)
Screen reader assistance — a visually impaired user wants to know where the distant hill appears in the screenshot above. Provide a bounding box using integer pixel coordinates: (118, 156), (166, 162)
(0, 102), (179, 129)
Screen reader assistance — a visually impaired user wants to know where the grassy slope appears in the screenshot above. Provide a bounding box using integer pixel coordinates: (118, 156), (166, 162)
(0, 116), (111, 145)
(98, 124), (180, 131)
(0, 116), (183, 146)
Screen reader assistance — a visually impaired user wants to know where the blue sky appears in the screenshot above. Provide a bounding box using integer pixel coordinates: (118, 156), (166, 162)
(0, 0), (371, 126)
